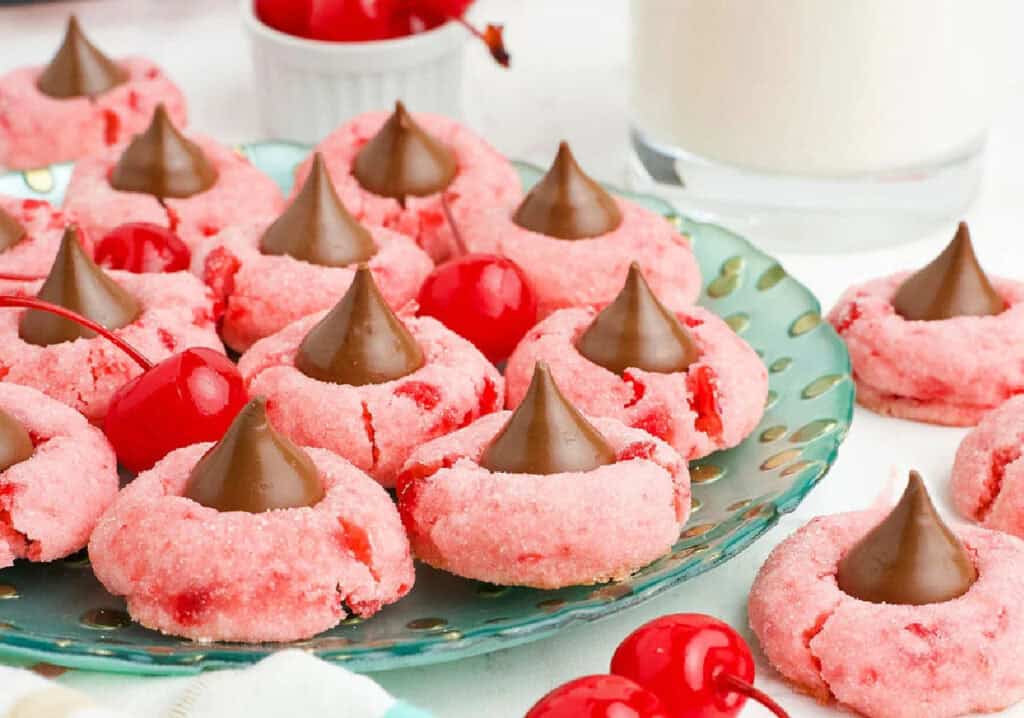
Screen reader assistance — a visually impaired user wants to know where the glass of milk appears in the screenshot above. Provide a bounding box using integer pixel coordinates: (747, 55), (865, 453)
(628, 0), (1010, 251)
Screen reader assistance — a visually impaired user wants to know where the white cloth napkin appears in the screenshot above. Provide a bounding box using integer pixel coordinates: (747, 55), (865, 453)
(0, 650), (430, 718)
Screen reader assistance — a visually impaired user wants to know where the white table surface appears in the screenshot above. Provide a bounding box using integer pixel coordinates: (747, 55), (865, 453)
(2, 1), (1024, 716)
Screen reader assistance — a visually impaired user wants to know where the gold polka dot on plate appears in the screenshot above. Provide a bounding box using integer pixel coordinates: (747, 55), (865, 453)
(537, 599), (566, 613)
(79, 608), (130, 630)
(759, 425), (787, 443)
(790, 419), (839, 442)
(757, 264), (787, 291)
(22, 167), (55, 194)
(690, 464), (724, 484)
(406, 617), (447, 631)
(761, 448), (802, 471)
(0, 583), (18, 599)
(789, 311), (822, 336)
(681, 523), (715, 539)
(802, 374), (846, 399)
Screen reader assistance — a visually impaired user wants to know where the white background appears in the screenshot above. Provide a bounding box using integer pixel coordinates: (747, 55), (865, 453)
(2, 1), (1024, 716)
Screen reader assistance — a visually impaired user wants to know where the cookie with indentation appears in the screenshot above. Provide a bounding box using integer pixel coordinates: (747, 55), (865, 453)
(0, 383), (117, 568)
(0, 17), (187, 169)
(458, 143), (701, 318)
(191, 154), (433, 352)
(88, 398), (413, 642)
(62, 107), (282, 251)
(292, 103), (521, 262)
(749, 474), (1024, 718)
(828, 223), (1024, 426)
(395, 364), (691, 589)
(238, 269), (503, 488)
(505, 265), (766, 460)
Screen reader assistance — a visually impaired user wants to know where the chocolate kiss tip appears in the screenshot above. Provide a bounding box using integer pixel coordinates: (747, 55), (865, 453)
(0, 407), (34, 473)
(36, 15), (127, 99)
(260, 152), (376, 267)
(576, 262), (698, 376)
(18, 227), (141, 347)
(479, 362), (616, 476)
(892, 221), (1005, 321)
(183, 396), (324, 513)
(295, 266), (424, 386)
(836, 471), (977, 606)
(0, 205), (27, 254)
(108, 104), (218, 199)
(512, 141), (622, 240)
(351, 101), (457, 201)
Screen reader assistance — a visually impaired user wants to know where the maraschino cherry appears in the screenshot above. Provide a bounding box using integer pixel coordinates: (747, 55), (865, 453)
(525, 675), (670, 718)
(254, 0), (510, 66)
(95, 222), (191, 274)
(416, 253), (537, 363)
(611, 614), (789, 718)
(0, 295), (247, 473)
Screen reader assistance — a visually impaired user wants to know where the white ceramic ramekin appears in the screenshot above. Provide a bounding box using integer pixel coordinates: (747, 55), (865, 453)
(241, 0), (466, 144)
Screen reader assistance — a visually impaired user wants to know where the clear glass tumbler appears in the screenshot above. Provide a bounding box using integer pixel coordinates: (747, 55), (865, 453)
(628, 0), (1010, 251)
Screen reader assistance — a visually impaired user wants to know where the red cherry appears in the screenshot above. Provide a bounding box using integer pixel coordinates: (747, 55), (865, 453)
(525, 675), (671, 718)
(104, 348), (248, 473)
(307, 0), (395, 41)
(417, 253), (537, 363)
(0, 296), (247, 473)
(611, 614), (789, 718)
(254, 0), (313, 37)
(95, 223), (191, 274)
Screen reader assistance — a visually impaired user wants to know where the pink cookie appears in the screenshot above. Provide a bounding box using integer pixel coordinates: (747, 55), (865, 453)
(505, 305), (766, 460)
(239, 313), (504, 488)
(63, 136), (284, 250)
(88, 443), (413, 643)
(828, 274), (1024, 426)
(0, 58), (186, 170)
(396, 412), (690, 588)
(0, 271), (224, 422)
(0, 383), (117, 568)
(192, 220), (433, 352)
(952, 395), (1024, 537)
(749, 510), (1024, 718)
(459, 199), (701, 318)
(295, 111), (521, 262)
(0, 196), (81, 277)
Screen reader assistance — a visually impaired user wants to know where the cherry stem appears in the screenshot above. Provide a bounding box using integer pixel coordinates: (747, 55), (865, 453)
(440, 195), (468, 256)
(0, 295), (152, 371)
(454, 16), (510, 67)
(717, 673), (791, 718)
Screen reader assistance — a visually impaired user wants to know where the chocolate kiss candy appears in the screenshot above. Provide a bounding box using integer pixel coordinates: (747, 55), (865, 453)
(36, 15), (127, 99)
(836, 471), (977, 605)
(352, 101), (457, 201)
(480, 362), (616, 475)
(0, 407), (33, 473)
(183, 397), (324, 513)
(19, 227), (141, 347)
(512, 141), (622, 240)
(577, 262), (698, 375)
(260, 153), (376, 267)
(109, 104), (218, 199)
(295, 265), (424, 386)
(0, 206), (26, 254)
(892, 222), (1005, 320)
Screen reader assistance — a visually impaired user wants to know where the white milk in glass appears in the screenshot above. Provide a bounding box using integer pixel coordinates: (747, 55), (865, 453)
(628, 0), (1010, 250)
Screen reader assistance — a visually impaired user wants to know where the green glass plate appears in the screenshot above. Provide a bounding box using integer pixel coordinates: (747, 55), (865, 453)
(0, 143), (853, 675)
